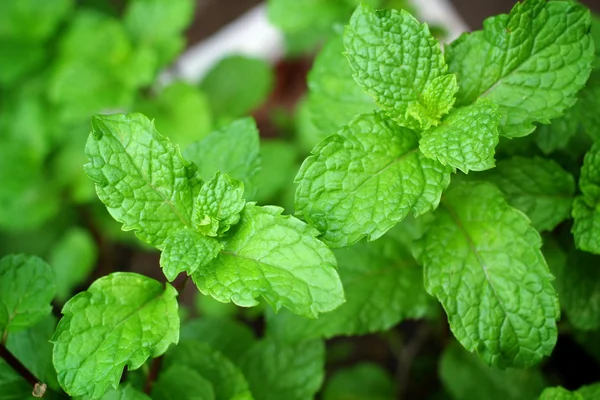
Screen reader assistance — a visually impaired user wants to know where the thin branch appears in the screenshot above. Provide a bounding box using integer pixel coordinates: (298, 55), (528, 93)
(0, 342), (46, 397)
(396, 324), (431, 398)
(143, 356), (163, 395)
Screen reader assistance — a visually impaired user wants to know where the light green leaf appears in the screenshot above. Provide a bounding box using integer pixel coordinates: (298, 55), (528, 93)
(297, 32), (376, 152)
(0, 254), (56, 334)
(440, 342), (546, 400)
(52, 272), (179, 399)
(163, 341), (252, 400)
(446, 0), (594, 138)
(295, 111), (451, 248)
(48, 228), (98, 302)
(96, 384), (151, 400)
(549, 250), (600, 331)
(572, 142), (600, 254)
(240, 339), (324, 400)
(160, 230), (222, 281)
(124, 0), (194, 67)
(539, 383), (600, 400)
(0, 0), (73, 42)
(180, 317), (256, 363)
(192, 204), (344, 318)
(255, 140), (298, 203)
(267, 227), (433, 341)
(322, 363), (395, 400)
(420, 181), (559, 368)
(134, 81), (213, 148)
(344, 4), (454, 129)
(481, 156), (575, 232)
(200, 55), (273, 120)
(195, 172), (245, 236)
(152, 365), (214, 400)
(183, 118), (260, 199)
(85, 113), (199, 248)
(420, 100), (500, 173)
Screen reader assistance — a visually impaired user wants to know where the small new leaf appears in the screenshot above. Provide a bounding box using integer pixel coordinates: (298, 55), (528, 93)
(420, 181), (559, 368)
(419, 99), (500, 173)
(344, 4), (454, 129)
(160, 230), (222, 281)
(295, 111), (451, 248)
(572, 142), (600, 254)
(192, 204), (344, 318)
(52, 273), (179, 399)
(85, 113), (198, 247)
(0, 254), (56, 334)
(446, 0), (594, 138)
(195, 172), (245, 236)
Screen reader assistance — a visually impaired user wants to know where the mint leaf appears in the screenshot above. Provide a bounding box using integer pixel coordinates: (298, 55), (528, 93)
(572, 142), (600, 254)
(200, 55), (273, 121)
(256, 140), (298, 203)
(195, 172), (245, 236)
(48, 228), (98, 302)
(183, 118), (260, 199)
(420, 181), (559, 368)
(440, 342), (546, 400)
(0, 0), (72, 42)
(535, 105), (579, 155)
(192, 204), (344, 318)
(124, 0), (194, 68)
(0, 254), (56, 334)
(344, 4), (455, 129)
(549, 251), (600, 331)
(240, 339), (324, 400)
(0, 360), (31, 400)
(419, 100), (500, 173)
(322, 363), (395, 400)
(446, 0), (594, 138)
(481, 156), (575, 232)
(98, 384), (151, 400)
(539, 384), (600, 400)
(85, 113), (199, 248)
(180, 318), (256, 363)
(152, 365), (214, 400)
(295, 111), (451, 248)
(267, 227), (433, 341)
(160, 230), (222, 281)
(297, 32), (376, 152)
(52, 272), (179, 398)
(134, 81), (213, 148)
(578, 71), (600, 142)
(163, 341), (252, 400)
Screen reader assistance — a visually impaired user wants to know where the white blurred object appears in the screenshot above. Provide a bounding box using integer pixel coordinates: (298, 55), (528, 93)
(166, 0), (468, 83)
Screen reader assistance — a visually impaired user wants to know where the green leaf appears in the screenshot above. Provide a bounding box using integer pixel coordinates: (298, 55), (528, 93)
(124, 0), (194, 67)
(539, 383), (600, 400)
(200, 55), (273, 121)
(572, 142), (600, 254)
(240, 339), (324, 400)
(183, 118), (260, 199)
(48, 228), (98, 302)
(0, 254), (56, 334)
(535, 105), (579, 155)
(322, 363), (395, 400)
(85, 113), (199, 248)
(549, 250), (600, 331)
(160, 230), (222, 281)
(163, 341), (252, 400)
(52, 272), (179, 398)
(0, 0), (73, 42)
(481, 156), (575, 232)
(255, 140), (298, 203)
(180, 317), (256, 363)
(96, 384), (151, 400)
(152, 365), (214, 400)
(420, 181), (559, 368)
(446, 0), (594, 138)
(295, 111), (451, 248)
(578, 70), (600, 142)
(419, 100), (500, 173)
(267, 227), (433, 341)
(440, 342), (546, 400)
(344, 4), (454, 129)
(0, 360), (31, 400)
(192, 204), (344, 318)
(296, 32), (376, 152)
(6, 316), (58, 390)
(134, 81), (213, 148)
(195, 172), (246, 236)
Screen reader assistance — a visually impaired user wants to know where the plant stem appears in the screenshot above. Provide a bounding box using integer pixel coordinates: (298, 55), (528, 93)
(0, 342), (44, 394)
(143, 356), (163, 395)
(173, 275), (189, 294)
